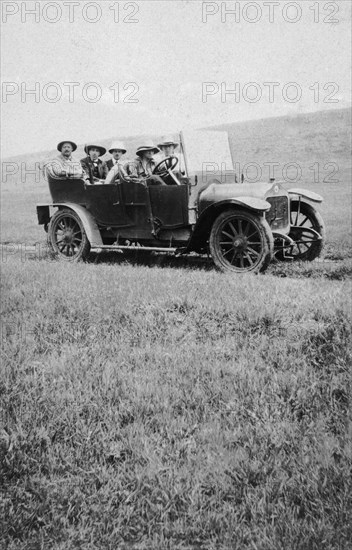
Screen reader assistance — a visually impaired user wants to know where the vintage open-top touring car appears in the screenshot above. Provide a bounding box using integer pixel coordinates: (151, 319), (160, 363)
(37, 131), (325, 273)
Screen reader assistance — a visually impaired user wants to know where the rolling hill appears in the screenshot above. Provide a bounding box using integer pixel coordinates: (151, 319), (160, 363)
(2, 107), (351, 187)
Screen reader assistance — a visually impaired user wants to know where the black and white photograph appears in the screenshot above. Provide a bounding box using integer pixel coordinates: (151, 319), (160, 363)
(1, 0), (351, 547)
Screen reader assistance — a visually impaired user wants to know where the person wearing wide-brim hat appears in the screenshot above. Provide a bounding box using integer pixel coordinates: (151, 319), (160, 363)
(80, 144), (109, 184)
(57, 140), (78, 153)
(109, 140), (127, 155)
(125, 141), (164, 185)
(135, 142), (160, 157)
(107, 141), (127, 172)
(105, 141), (129, 185)
(156, 136), (183, 182)
(157, 136), (179, 157)
(44, 140), (86, 181)
(84, 144), (107, 157)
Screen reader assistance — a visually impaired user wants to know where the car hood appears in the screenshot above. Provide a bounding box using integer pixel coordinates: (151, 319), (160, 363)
(199, 181), (278, 203)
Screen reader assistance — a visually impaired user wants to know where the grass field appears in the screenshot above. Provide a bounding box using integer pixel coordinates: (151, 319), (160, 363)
(1, 109), (352, 548)
(1, 257), (351, 549)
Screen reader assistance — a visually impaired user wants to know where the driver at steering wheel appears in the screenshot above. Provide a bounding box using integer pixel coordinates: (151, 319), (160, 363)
(157, 136), (182, 184)
(125, 142), (165, 185)
(158, 137), (178, 159)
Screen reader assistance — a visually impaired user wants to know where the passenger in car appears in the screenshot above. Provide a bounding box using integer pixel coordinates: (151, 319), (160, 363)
(80, 144), (109, 184)
(125, 142), (165, 185)
(158, 136), (184, 183)
(44, 141), (88, 181)
(105, 141), (128, 184)
(106, 141), (127, 171)
(157, 136), (179, 159)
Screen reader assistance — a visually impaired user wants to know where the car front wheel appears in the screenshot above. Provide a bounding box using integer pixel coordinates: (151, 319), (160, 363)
(48, 208), (91, 261)
(209, 209), (274, 273)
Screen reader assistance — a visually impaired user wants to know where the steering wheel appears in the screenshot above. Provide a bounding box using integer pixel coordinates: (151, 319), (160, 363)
(152, 156), (179, 177)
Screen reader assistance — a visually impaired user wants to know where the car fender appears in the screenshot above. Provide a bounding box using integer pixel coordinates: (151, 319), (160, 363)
(52, 203), (103, 247)
(288, 188), (323, 203)
(186, 198), (271, 253)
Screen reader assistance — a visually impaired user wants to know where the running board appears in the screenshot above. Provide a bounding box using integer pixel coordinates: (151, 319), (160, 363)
(90, 244), (179, 253)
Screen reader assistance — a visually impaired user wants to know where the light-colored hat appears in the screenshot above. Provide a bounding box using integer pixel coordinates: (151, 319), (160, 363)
(57, 140), (77, 152)
(136, 141), (160, 156)
(157, 136), (179, 149)
(109, 141), (127, 154)
(84, 144), (107, 157)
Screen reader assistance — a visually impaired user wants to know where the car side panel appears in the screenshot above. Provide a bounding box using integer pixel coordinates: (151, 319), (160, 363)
(48, 175), (136, 227)
(119, 180), (152, 233)
(48, 176), (86, 203)
(148, 185), (189, 228)
(84, 184), (132, 227)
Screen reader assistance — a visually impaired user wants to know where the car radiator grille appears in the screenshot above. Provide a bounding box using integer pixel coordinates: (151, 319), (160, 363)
(265, 196), (289, 230)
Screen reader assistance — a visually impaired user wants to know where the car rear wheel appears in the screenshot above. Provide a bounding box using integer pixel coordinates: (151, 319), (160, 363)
(48, 209), (91, 261)
(285, 200), (325, 261)
(209, 209), (274, 273)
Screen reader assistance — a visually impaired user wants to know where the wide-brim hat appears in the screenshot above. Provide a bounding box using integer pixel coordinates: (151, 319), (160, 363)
(157, 136), (179, 149)
(84, 144), (107, 157)
(136, 141), (160, 156)
(109, 140), (127, 154)
(57, 140), (77, 152)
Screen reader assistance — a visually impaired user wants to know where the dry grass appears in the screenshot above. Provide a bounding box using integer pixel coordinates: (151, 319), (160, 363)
(1, 257), (351, 549)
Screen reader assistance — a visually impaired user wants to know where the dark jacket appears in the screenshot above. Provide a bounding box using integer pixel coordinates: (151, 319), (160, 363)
(106, 159), (114, 171)
(80, 156), (109, 184)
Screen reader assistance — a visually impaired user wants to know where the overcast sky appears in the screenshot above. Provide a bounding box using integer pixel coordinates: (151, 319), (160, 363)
(1, 0), (351, 157)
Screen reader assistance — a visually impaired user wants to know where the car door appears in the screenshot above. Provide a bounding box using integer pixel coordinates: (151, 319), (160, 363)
(148, 185), (189, 228)
(119, 179), (153, 234)
(84, 184), (132, 227)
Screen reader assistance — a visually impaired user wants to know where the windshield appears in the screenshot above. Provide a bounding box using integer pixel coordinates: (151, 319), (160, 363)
(180, 130), (234, 181)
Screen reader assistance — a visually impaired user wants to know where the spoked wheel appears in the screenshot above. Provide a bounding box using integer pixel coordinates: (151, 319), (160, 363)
(209, 209), (274, 273)
(285, 200), (326, 261)
(48, 209), (91, 261)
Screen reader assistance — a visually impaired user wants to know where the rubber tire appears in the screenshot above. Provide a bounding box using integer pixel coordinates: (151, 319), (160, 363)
(209, 209), (274, 273)
(286, 201), (326, 261)
(48, 208), (91, 262)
